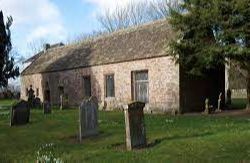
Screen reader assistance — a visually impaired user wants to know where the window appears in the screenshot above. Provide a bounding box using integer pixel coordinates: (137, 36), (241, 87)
(83, 76), (91, 97)
(132, 70), (149, 103)
(105, 74), (115, 97)
(36, 88), (39, 97)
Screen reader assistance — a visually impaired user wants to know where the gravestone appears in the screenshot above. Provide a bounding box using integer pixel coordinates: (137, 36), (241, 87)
(124, 102), (147, 150)
(10, 100), (30, 126)
(43, 101), (51, 114)
(60, 94), (63, 110)
(216, 93), (222, 112)
(33, 97), (41, 108)
(27, 85), (35, 108)
(79, 96), (99, 142)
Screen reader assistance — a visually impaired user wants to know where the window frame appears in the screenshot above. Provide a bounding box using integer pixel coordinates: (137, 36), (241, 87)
(131, 70), (149, 103)
(105, 74), (115, 98)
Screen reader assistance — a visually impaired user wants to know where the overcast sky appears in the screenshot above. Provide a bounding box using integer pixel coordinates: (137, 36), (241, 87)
(0, 0), (156, 59)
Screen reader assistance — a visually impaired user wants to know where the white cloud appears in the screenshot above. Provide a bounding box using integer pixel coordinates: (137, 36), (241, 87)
(84, 0), (156, 13)
(85, 0), (134, 10)
(0, 0), (67, 50)
(27, 24), (66, 43)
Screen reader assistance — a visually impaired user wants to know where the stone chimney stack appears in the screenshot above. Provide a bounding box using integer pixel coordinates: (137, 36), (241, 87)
(43, 43), (50, 53)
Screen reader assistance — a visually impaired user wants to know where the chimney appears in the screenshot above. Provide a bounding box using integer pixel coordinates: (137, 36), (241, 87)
(43, 43), (50, 53)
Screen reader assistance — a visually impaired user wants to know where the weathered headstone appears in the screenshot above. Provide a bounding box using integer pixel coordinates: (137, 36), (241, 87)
(204, 98), (210, 115)
(27, 85), (35, 108)
(79, 96), (98, 142)
(60, 95), (63, 110)
(216, 93), (222, 112)
(124, 102), (147, 150)
(10, 100), (30, 126)
(43, 101), (51, 114)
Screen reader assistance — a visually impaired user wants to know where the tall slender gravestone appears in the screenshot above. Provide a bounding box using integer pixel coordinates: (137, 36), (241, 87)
(60, 94), (63, 110)
(10, 100), (30, 126)
(79, 96), (98, 142)
(124, 102), (147, 150)
(216, 93), (222, 112)
(204, 98), (210, 115)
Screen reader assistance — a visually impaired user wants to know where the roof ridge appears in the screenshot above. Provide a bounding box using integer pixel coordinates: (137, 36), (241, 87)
(67, 19), (169, 48)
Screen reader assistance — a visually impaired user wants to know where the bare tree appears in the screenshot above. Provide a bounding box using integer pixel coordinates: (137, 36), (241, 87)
(67, 30), (107, 45)
(10, 48), (25, 65)
(27, 38), (47, 56)
(97, 0), (181, 33)
(147, 0), (180, 20)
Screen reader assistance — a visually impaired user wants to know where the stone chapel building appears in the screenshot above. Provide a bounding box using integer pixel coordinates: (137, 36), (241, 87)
(21, 20), (225, 113)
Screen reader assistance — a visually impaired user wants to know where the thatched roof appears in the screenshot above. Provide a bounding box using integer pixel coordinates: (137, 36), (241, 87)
(22, 19), (174, 75)
(23, 43), (64, 64)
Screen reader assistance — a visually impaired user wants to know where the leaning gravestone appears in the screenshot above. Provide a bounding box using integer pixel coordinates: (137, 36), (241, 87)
(43, 101), (51, 114)
(79, 96), (98, 142)
(10, 100), (30, 126)
(124, 102), (147, 150)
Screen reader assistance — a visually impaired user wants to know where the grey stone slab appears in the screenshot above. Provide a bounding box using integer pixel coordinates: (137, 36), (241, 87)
(79, 96), (99, 142)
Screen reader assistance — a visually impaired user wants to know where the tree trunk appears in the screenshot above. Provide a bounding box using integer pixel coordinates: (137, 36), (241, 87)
(247, 69), (250, 109)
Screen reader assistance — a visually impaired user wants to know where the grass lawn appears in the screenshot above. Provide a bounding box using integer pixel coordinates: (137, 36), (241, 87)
(0, 99), (18, 116)
(0, 106), (250, 162)
(0, 99), (17, 107)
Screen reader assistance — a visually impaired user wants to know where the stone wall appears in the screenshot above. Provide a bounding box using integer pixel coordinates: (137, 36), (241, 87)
(21, 56), (180, 113)
(21, 74), (43, 100)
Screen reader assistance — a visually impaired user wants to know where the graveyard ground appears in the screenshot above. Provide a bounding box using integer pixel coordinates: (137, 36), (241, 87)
(0, 99), (250, 162)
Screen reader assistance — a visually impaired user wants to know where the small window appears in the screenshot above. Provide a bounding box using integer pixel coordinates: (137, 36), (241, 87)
(105, 74), (115, 97)
(36, 88), (39, 97)
(83, 76), (91, 97)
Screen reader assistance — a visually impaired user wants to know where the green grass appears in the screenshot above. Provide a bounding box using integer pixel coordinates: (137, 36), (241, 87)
(0, 99), (18, 116)
(0, 107), (250, 162)
(0, 99), (18, 107)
